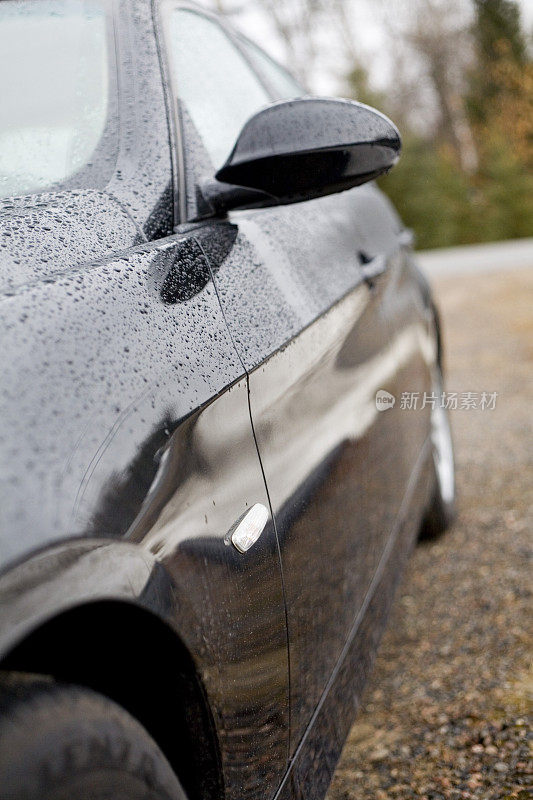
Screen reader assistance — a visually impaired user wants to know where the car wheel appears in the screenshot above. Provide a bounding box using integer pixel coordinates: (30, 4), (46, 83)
(0, 673), (186, 800)
(419, 366), (456, 540)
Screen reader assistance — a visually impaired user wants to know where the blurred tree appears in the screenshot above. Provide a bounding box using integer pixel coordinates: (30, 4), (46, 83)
(468, 0), (528, 119)
(374, 0), (532, 247)
(242, 0), (324, 83)
(467, 0), (532, 164)
(465, 1), (533, 242)
(375, 0), (478, 172)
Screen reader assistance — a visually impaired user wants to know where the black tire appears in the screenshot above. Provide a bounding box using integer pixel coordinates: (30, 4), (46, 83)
(420, 477), (456, 540)
(0, 673), (186, 800)
(419, 365), (456, 541)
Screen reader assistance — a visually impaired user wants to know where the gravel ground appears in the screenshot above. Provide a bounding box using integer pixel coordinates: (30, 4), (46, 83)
(327, 267), (532, 800)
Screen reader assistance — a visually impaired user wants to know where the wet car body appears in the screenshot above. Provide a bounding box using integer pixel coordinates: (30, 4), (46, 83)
(0, 2), (444, 799)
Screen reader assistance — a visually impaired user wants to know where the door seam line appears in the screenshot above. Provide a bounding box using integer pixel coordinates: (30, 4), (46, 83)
(244, 375), (293, 771)
(195, 234), (293, 766)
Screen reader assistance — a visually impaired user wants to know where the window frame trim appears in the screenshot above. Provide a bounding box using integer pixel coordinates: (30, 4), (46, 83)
(232, 32), (306, 99)
(156, 0), (278, 226)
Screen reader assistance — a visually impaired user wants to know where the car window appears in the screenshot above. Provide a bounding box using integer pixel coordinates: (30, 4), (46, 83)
(164, 9), (271, 169)
(239, 38), (304, 100)
(0, 0), (114, 199)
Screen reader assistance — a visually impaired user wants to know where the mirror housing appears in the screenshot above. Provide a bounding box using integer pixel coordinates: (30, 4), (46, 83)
(197, 97), (401, 218)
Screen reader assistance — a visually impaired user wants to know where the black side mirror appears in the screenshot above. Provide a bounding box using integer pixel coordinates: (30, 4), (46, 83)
(198, 97), (401, 218)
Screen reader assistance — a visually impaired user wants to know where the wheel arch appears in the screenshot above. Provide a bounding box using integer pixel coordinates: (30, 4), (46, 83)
(0, 543), (223, 800)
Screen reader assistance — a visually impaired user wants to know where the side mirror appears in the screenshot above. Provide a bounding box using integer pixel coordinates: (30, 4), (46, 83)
(198, 97), (401, 218)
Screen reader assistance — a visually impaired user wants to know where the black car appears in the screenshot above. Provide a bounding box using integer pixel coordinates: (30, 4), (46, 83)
(0, 1), (456, 798)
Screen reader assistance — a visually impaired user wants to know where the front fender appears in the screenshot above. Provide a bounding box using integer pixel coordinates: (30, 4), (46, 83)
(0, 539), (178, 660)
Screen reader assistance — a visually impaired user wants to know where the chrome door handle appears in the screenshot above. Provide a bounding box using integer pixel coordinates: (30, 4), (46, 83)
(399, 228), (415, 249)
(358, 251), (388, 282)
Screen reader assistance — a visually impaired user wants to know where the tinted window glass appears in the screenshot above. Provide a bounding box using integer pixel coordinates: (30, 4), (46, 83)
(165, 9), (270, 169)
(0, 0), (112, 199)
(240, 39), (303, 100)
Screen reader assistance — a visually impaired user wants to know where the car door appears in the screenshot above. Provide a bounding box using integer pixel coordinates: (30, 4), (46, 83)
(352, 195), (436, 499)
(159, 2), (417, 754)
(193, 195), (406, 753)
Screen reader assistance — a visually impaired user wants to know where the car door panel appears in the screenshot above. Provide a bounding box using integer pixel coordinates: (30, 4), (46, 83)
(355, 192), (436, 492)
(387, 249), (436, 467)
(196, 184), (410, 750)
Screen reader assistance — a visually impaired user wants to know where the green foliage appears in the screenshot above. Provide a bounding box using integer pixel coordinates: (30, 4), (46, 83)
(478, 133), (533, 240)
(378, 139), (478, 250)
(379, 133), (533, 249)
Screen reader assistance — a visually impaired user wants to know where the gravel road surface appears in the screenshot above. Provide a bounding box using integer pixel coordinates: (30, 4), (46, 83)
(326, 265), (532, 800)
